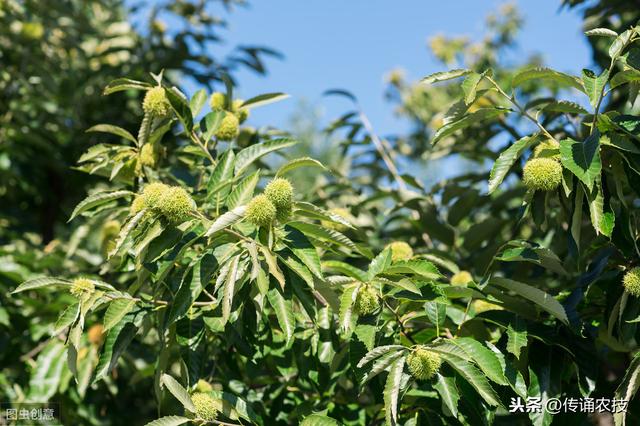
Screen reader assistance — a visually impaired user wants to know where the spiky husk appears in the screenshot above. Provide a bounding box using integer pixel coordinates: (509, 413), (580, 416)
(232, 99), (250, 123)
(386, 241), (413, 262)
(354, 285), (379, 316)
(142, 86), (171, 118)
(139, 143), (158, 168)
(210, 92), (226, 110)
(522, 158), (562, 192)
(264, 178), (293, 222)
(246, 194), (276, 227)
(215, 113), (240, 141)
(623, 267), (640, 297)
(141, 182), (170, 209)
(450, 270), (472, 286)
(130, 196), (146, 215)
(156, 186), (194, 223)
(190, 392), (219, 422)
(70, 278), (95, 298)
(406, 348), (441, 381)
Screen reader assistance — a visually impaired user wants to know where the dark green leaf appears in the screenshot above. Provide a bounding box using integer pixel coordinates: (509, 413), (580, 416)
(559, 132), (602, 192)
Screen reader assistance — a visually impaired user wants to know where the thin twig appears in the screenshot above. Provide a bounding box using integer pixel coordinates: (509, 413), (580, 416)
(190, 130), (216, 164)
(487, 77), (557, 143)
(383, 299), (416, 344)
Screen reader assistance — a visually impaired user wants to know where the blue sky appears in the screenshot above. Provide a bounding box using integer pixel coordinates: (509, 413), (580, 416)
(210, 0), (592, 135)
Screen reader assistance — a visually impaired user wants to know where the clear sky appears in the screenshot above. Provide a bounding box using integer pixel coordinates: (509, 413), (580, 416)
(211, 0), (592, 135)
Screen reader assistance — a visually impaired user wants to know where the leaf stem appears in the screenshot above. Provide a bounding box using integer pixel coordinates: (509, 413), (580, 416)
(487, 77), (557, 143)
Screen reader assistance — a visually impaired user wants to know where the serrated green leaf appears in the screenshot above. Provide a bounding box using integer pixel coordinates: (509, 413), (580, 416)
(69, 190), (133, 221)
(227, 171), (260, 209)
(384, 356), (405, 426)
(26, 340), (67, 402)
(433, 374), (460, 417)
(299, 414), (340, 426)
(384, 259), (442, 280)
(166, 86), (193, 132)
(189, 88), (207, 117)
(461, 72), (483, 105)
(207, 149), (235, 198)
(240, 92), (290, 109)
(614, 352), (640, 426)
(357, 345), (407, 368)
(432, 108), (508, 145)
(284, 225), (323, 279)
(610, 69), (640, 89)
(433, 350), (501, 407)
(293, 202), (354, 229)
(512, 67), (583, 92)
(559, 132), (602, 192)
(421, 69), (471, 84)
(109, 209), (146, 258)
(491, 277), (569, 324)
(275, 157), (326, 177)
(267, 287), (295, 344)
(367, 248), (393, 280)
(540, 100), (589, 115)
(93, 317), (138, 384)
(221, 256), (240, 325)
(12, 277), (71, 294)
(449, 338), (508, 386)
(361, 350), (405, 387)
(205, 206), (247, 237)
(585, 28), (618, 37)
(425, 301), (446, 332)
(209, 390), (262, 423)
(53, 303), (80, 335)
(103, 299), (137, 332)
(354, 323), (376, 351)
(507, 317), (528, 360)
(323, 261), (368, 282)
(144, 416), (191, 426)
(103, 78), (151, 95)
(260, 246), (286, 289)
(339, 284), (359, 334)
(86, 124), (137, 144)
(161, 374), (196, 413)
(588, 181), (615, 237)
(288, 221), (359, 253)
(488, 135), (538, 193)
(234, 138), (297, 175)
(496, 241), (567, 276)
(582, 68), (610, 108)
(167, 252), (216, 324)
(609, 29), (634, 60)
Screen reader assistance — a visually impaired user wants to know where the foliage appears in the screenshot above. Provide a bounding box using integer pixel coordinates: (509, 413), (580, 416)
(0, 0), (278, 242)
(4, 3), (640, 426)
